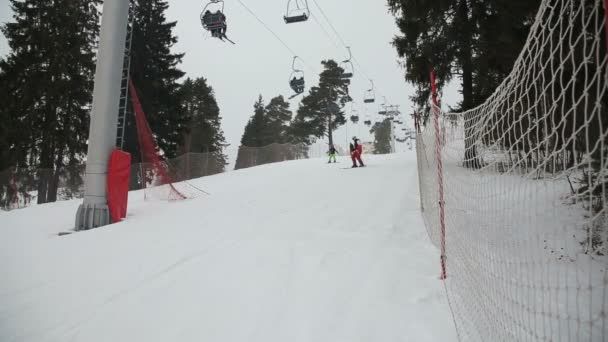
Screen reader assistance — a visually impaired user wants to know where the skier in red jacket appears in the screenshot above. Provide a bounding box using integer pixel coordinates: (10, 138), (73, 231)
(350, 137), (365, 168)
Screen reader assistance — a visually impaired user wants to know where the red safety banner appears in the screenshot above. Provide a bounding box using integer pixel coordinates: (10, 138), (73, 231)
(107, 149), (131, 223)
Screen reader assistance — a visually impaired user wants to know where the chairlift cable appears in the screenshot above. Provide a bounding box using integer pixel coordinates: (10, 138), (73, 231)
(310, 0), (347, 47)
(310, 0), (390, 102)
(236, 0), (316, 74)
(310, 14), (342, 52)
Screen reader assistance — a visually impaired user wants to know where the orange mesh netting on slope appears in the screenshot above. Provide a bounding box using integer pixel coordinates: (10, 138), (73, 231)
(129, 79), (187, 201)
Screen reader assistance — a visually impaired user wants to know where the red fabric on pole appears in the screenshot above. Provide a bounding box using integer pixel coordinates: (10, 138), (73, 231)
(107, 149), (131, 223)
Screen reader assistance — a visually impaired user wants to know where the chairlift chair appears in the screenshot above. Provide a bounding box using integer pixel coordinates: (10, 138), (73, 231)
(363, 80), (375, 103)
(386, 105), (401, 117)
(284, 0), (310, 23)
(364, 119), (372, 126)
(201, 0), (234, 43)
(289, 56), (306, 98)
(349, 105), (359, 123)
(201, 1), (225, 32)
(340, 47), (354, 79)
(377, 97), (388, 112)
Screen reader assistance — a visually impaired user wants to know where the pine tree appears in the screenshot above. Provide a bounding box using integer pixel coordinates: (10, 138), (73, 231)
(0, 61), (14, 173)
(263, 95), (292, 144)
(241, 95), (267, 147)
(291, 60), (350, 146)
(471, 0), (539, 104)
(370, 119), (392, 154)
(387, 0), (540, 168)
(235, 96), (267, 170)
(123, 0), (186, 162)
(235, 95), (296, 170)
(290, 87), (326, 145)
(387, 0), (538, 110)
(179, 77), (228, 176)
(0, 0), (101, 204)
(0, 64), (11, 206)
(387, 0), (455, 117)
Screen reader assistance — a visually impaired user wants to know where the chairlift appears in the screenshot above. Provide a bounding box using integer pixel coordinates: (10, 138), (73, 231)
(386, 104), (401, 117)
(284, 0), (310, 24)
(201, 0), (234, 44)
(378, 98), (387, 114)
(340, 47), (355, 79)
(289, 56), (305, 98)
(349, 106), (359, 123)
(363, 80), (375, 103)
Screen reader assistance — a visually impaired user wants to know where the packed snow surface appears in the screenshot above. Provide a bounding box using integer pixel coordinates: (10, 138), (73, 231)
(0, 152), (457, 341)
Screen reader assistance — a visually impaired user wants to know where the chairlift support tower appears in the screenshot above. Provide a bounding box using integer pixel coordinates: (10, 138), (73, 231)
(75, 0), (130, 230)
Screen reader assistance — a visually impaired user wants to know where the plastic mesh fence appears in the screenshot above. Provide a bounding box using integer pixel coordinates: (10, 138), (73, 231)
(234, 143), (309, 170)
(416, 0), (607, 340)
(128, 79), (187, 201)
(1, 143), (321, 210)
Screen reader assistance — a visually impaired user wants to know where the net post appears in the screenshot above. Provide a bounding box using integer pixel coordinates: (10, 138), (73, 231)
(431, 70), (447, 280)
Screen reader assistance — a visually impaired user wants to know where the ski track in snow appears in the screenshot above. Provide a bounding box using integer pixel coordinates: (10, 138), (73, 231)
(0, 152), (458, 341)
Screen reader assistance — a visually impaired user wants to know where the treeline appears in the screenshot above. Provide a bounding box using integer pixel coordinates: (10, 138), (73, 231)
(388, 0), (607, 250)
(235, 60), (351, 169)
(0, 0), (227, 207)
(387, 0), (540, 114)
(388, 0), (541, 168)
(387, 0), (605, 175)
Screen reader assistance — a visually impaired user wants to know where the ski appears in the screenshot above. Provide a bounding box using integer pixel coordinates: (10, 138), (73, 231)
(222, 35), (235, 44)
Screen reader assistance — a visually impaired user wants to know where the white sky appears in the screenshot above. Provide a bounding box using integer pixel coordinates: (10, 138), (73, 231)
(0, 0), (461, 151)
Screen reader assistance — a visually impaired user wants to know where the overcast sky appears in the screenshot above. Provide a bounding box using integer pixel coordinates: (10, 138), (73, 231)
(0, 0), (461, 152)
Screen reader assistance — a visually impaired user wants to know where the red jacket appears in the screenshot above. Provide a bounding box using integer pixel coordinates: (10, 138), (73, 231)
(354, 141), (363, 155)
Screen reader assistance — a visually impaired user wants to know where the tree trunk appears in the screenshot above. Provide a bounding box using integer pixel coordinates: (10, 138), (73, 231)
(47, 148), (65, 203)
(37, 126), (53, 204)
(328, 110), (334, 147)
(183, 132), (191, 179)
(327, 88), (334, 147)
(458, 0), (482, 169)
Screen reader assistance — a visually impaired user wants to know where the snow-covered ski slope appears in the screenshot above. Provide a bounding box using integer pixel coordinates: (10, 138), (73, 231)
(0, 152), (457, 341)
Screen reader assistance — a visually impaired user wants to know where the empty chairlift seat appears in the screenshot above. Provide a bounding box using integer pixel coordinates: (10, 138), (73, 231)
(284, 0), (310, 24)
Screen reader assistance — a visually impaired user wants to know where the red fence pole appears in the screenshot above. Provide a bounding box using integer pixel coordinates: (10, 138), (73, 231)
(431, 70), (447, 280)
